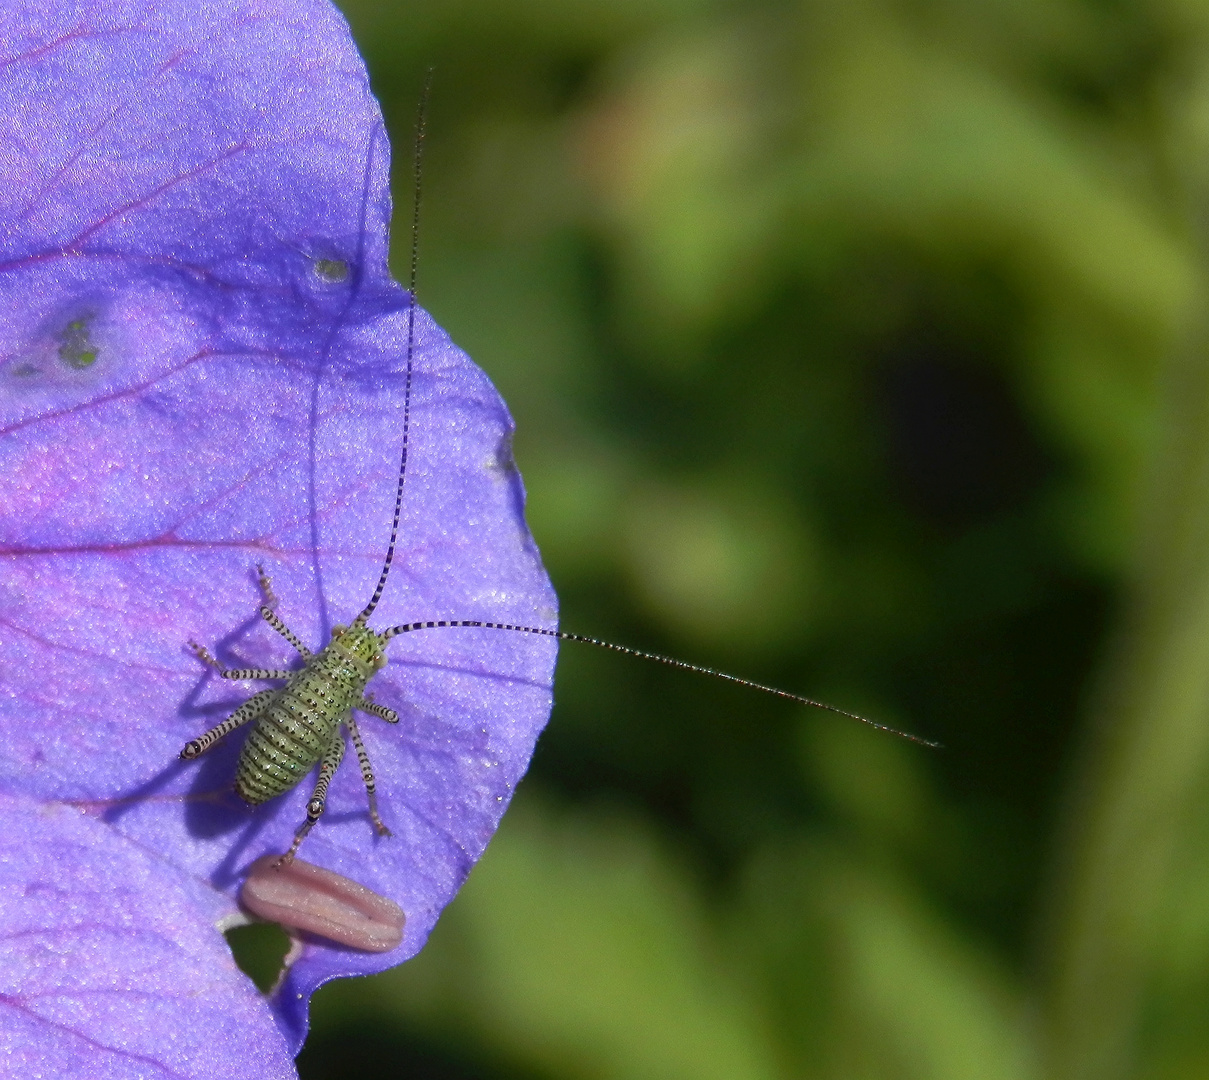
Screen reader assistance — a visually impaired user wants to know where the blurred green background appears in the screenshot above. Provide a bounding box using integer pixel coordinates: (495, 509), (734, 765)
(282, 1), (1209, 1077)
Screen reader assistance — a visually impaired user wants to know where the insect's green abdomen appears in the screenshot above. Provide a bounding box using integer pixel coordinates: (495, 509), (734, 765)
(234, 628), (379, 805)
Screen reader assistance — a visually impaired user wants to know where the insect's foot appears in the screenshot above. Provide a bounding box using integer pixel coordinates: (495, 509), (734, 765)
(372, 819), (392, 838)
(282, 820), (315, 864)
(188, 640), (224, 673)
(256, 563), (279, 610)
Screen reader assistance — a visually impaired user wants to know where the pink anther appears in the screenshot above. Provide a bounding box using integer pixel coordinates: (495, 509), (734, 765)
(240, 854), (405, 952)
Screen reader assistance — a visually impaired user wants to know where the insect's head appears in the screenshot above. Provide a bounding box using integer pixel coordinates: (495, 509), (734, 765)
(330, 622), (388, 673)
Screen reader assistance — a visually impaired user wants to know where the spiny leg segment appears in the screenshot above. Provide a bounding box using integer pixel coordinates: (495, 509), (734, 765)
(255, 563), (314, 659)
(187, 567), (310, 677)
(347, 713), (391, 836)
(256, 563), (279, 611)
(260, 606), (313, 659)
(357, 696), (399, 724)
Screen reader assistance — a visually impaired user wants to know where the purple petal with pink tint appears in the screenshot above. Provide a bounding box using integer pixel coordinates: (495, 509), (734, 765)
(0, 791), (296, 1079)
(0, 0), (558, 1064)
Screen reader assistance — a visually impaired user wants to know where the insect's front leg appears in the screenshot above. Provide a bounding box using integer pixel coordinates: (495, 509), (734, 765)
(187, 641), (292, 681)
(347, 712), (391, 836)
(280, 730), (346, 865)
(255, 563), (278, 611)
(180, 688), (275, 760)
(254, 563), (314, 659)
(258, 607), (312, 660)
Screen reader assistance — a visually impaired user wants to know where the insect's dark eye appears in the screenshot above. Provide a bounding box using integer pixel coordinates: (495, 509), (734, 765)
(372, 654), (385, 669)
(331, 625), (346, 637)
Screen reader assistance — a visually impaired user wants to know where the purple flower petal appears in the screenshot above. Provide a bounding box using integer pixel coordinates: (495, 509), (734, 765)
(0, 0), (558, 1062)
(0, 791), (296, 1079)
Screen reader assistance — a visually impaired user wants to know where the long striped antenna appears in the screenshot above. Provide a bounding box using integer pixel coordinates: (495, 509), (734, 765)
(383, 619), (941, 748)
(357, 77), (937, 751)
(356, 70), (433, 627)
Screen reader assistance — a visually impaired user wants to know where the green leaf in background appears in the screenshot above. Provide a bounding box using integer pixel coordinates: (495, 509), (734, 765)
(287, 2), (1209, 1078)
(318, 800), (779, 1080)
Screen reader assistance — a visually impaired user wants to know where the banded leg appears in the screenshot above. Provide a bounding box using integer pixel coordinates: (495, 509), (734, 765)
(188, 641), (291, 682)
(357, 696), (399, 724)
(188, 566), (297, 676)
(259, 606), (312, 659)
(254, 562), (314, 656)
(346, 713), (391, 836)
(280, 732), (346, 864)
(180, 689), (275, 760)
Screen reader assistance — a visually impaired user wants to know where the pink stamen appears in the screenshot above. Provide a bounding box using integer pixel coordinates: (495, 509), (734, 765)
(240, 854), (405, 952)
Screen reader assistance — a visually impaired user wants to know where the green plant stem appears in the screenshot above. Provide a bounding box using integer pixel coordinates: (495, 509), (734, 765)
(1043, 312), (1209, 1080)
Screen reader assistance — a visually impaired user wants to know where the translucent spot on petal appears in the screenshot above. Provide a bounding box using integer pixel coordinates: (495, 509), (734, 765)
(57, 316), (99, 369)
(314, 258), (349, 283)
(489, 432), (518, 474)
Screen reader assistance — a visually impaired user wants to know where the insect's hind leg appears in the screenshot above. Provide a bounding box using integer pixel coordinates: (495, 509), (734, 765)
(280, 730), (346, 865)
(180, 688), (275, 760)
(346, 713), (391, 836)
